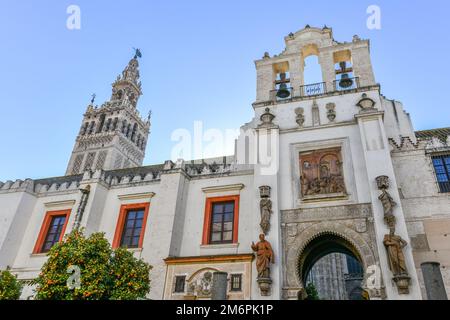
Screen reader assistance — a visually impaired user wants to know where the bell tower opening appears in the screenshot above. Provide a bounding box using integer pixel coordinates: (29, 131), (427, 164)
(299, 233), (366, 300)
(333, 50), (357, 91)
(272, 61), (291, 101)
(301, 44), (325, 96)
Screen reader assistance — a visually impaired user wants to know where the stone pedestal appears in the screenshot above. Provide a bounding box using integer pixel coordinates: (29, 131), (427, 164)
(393, 275), (411, 294)
(257, 278), (272, 296)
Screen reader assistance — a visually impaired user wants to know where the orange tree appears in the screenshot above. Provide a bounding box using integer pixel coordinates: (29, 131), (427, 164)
(0, 269), (23, 300)
(31, 229), (152, 300)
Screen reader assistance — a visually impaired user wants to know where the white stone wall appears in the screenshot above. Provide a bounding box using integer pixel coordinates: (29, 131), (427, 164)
(391, 145), (450, 299)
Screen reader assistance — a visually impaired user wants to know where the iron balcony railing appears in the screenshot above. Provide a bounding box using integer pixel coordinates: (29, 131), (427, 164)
(267, 78), (364, 104)
(333, 76), (360, 92)
(270, 87), (294, 102)
(299, 82), (327, 97)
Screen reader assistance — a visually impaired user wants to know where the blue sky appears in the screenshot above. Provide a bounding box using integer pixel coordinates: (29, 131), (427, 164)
(0, 0), (449, 181)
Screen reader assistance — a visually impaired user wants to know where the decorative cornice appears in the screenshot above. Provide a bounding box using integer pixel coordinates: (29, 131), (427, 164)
(117, 192), (155, 200)
(44, 200), (77, 209)
(280, 120), (357, 134)
(164, 254), (254, 265)
(201, 184), (245, 194)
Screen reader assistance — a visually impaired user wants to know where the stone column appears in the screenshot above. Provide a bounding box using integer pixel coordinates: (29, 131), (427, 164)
(211, 272), (228, 300)
(351, 44), (376, 88)
(318, 51), (335, 93)
(288, 55), (303, 97)
(255, 62), (275, 103)
(421, 262), (448, 300)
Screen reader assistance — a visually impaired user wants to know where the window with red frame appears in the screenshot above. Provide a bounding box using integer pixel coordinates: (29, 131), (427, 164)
(113, 203), (150, 249)
(210, 201), (235, 244)
(33, 210), (71, 254)
(202, 196), (239, 245)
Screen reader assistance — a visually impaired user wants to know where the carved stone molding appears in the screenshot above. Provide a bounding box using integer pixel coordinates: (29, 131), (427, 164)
(44, 200), (76, 209)
(258, 108), (276, 128)
(356, 93), (376, 113)
(117, 192), (155, 200)
(282, 203), (372, 223)
(295, 107), (305, 127)
(201, 184), (245, 194)
(326, 103), (336, 122)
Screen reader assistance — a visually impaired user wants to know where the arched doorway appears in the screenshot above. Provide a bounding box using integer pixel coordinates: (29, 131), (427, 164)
(299, 233), (366, 300)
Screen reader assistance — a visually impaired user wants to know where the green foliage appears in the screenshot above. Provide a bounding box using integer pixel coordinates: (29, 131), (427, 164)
(305, 282), (320, 300)
(31, 229), (152, 300)
(0, 269), (23, 300)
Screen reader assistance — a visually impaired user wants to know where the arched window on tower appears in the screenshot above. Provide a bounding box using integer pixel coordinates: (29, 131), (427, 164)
(131, 123), (138, 142)
(137, 134), (141, 147)
(121, 120), (127, 134)
(88, 121), (96, 134)
(105, 118), (112, 132)
(81, 122), (89, 135)
(97, 114), (106, 133)
(112, 118), (118, 131)
(126, 123), (132, 138)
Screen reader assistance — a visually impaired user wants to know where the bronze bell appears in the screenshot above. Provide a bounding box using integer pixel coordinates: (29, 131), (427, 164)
(276, 73), (291, 99)
(339, 73), (354, 88)
(338, 61), (353, 88)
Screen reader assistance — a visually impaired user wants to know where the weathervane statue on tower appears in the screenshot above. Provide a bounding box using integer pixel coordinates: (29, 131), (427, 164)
(133, 48), (142, 59)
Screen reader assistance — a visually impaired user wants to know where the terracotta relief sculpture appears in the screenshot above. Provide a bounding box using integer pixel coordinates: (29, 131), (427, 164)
(299, 148), (347, 199)
(251, 234), (274, 296)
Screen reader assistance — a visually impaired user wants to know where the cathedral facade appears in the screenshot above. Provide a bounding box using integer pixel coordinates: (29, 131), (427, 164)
(0, 26), (449, 300)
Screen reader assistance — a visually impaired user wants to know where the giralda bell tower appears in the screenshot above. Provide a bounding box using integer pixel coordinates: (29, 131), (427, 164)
(66, 50), (150, 175)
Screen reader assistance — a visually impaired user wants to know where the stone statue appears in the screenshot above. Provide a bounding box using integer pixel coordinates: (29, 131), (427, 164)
(73, 185), (90, 230)
(383, 231), (408, 276)
(378, 190), (397, 217)
(376, 176), (397, 232)
(259, 198), (272, 235)
(251, 234), (275, 278)
(378, 189), (397, 232)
